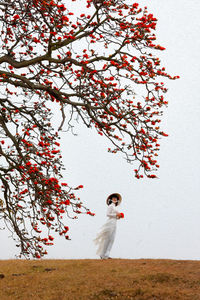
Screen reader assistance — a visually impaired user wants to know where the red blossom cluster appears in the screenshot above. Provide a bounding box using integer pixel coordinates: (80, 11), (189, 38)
(0, 101), (93, 258)
(0, 0), (178, 257)
(119, 212), (124, 218)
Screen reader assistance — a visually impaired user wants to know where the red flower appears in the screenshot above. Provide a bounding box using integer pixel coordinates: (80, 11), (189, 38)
(64, 200), (70, 205)
(109, 106), (116, 113)
(87, 211), (95, 216)
(13, 15), (20, 20)
(120, 212), (124, 218)
(161, 132), (168, 137)
(74, 185), (84, 189)
(49, 235), (54, 241)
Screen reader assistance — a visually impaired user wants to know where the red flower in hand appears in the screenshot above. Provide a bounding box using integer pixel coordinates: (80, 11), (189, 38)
(119, 212), (124, 218)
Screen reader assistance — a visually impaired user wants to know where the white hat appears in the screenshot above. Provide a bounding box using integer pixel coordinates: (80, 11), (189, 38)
(106, 193), (122, 206)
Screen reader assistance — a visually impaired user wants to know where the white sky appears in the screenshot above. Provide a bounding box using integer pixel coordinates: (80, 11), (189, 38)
(1, 0), (200, 260)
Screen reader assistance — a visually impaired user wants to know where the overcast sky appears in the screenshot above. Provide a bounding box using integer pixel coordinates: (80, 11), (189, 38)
(1, 0), (200, 260)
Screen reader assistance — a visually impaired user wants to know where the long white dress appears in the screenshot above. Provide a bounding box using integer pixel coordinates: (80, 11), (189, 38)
(94, 203), (119, 258)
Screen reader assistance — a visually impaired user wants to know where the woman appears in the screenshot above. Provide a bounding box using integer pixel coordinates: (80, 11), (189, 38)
(94, 193), (124, 259)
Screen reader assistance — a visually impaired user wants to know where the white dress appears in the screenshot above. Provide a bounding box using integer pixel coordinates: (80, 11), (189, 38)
(94, 203), (119, 258)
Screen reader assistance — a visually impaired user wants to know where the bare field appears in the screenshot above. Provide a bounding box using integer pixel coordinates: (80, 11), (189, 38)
(0, 259), (200, 300)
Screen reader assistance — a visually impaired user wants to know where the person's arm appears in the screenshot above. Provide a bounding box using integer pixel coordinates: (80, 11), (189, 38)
(107, 204), (121, 218)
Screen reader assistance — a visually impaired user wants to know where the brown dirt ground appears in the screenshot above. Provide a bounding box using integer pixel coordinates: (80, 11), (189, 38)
(0, 259), (200, 300)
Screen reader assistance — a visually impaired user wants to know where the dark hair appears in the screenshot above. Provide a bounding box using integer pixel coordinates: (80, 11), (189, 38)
(108, 194), (119, 206)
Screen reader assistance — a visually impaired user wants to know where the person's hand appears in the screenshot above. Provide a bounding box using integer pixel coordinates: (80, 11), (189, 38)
(117, 213), (122, 219)
(117, 212), (124, 219)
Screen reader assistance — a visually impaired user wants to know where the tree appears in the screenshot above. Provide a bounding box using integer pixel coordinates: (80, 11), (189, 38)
(0, 0), (178, 258)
